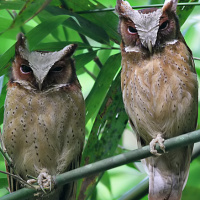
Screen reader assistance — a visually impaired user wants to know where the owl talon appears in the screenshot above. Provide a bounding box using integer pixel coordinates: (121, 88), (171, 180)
(37, 169), (53, 192)
(150, 134), (165, 156)
(27, 169), (54, 193)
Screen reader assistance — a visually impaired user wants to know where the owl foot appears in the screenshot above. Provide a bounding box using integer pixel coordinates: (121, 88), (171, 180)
(27, 169), (54, 194)
(149, 134), (165, 156)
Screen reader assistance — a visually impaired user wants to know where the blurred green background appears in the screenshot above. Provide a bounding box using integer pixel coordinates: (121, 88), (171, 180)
(0, 0), (200, 199)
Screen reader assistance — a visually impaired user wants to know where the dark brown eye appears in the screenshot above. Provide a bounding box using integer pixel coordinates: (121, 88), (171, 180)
(20, 65), (32, 74)
(128, 26), (137, 34)
(159, 21), (169, 30)
(50, 66), (63, 72)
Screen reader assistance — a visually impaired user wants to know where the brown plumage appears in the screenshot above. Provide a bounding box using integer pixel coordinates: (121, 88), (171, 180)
(2, 33), (85, 199)
(116, 0), (198, 199)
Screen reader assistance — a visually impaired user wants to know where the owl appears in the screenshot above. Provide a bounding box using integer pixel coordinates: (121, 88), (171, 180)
(116, 0), (198, 200)
(2, 33), (85, 200)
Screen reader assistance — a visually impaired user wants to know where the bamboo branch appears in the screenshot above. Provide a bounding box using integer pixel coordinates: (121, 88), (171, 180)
(76, 3), (200, 14)
(1, 129), (200, 200)
(194, 57), (200, 61)
(118, 177), (149, 200)
(118, 142), (200, 200)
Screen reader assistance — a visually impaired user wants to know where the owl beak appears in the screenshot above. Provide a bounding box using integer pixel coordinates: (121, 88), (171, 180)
(38, 82), (42, 91)
(35, 75), (45, 91)
(34, 71), (47, 91)
(147, 40), (153, 54)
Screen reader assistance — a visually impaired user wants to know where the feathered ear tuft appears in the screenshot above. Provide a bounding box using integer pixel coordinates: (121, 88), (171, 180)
(59, 44), (78, 61)
(115, 0), (133, 16)
(15, 33), (28, 55)
(162, 0), (178, 13)
(115, 0), (123, 14)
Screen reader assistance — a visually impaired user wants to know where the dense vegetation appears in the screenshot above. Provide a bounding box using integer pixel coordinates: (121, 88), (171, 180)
(0, 0), (200, 199)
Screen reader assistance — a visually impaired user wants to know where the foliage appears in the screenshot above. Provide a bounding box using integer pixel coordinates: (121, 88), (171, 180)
(0, 0), (200, 199)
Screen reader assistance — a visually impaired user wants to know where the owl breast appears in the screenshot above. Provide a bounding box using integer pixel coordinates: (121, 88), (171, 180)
(3, 84), (85, 179)
(121, 41), (198, 144)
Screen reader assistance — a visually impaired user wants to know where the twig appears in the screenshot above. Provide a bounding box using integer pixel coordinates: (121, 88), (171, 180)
(194, 57), (200, 61)
(79, 33), (104, 69)
(77, 3), (200, 14)
(0, 170), (35, 189)
(0, 129), (13, 169)
(83, 66), (97, 80)
(26, 174), (37, 180)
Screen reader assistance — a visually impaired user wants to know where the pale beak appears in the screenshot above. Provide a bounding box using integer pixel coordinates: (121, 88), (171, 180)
(38, 82), (42, 91)
(147, 40), (153, 54)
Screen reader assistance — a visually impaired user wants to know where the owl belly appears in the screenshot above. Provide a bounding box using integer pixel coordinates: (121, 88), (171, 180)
(121, 52), (198, 144)
(3, 85), (85, 179)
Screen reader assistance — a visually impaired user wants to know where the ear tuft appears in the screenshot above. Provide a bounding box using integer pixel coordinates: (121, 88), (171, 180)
(60, 44), (78, 60)
(115, 0), (123, 14)
(15, 33), (28, 55)
(115, 0), (132, 15)
(162, 0), (178, 13)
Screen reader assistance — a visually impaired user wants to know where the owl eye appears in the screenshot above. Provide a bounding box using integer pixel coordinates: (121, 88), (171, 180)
(20, 65), (32, 74)
(128, 26), (137, 34)
(50, 66), (63, 72)
(159, 21), (169, 30)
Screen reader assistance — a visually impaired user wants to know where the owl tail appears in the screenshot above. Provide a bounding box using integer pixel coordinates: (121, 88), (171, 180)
(143, 145), (193, 200)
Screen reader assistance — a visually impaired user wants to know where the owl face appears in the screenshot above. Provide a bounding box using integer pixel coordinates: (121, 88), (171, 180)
(116, 0), (179, 53)
(12, 33), (78, 91)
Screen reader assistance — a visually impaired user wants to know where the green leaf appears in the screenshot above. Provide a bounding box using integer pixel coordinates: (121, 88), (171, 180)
(0, 17), (13, 33)
(0, 15), (71, 75)
(64, 0), (121, 43)
(177, 0), (199, 26)
(0, 175), (6, 182)
(8, 0), (51, 30)
(100, 171), (112, 193)
(75, 51), (98, 71)
(0, 188), (8, 198)
(85, 53), (121, 124)
(149, 0), (164, 4)
(78, 73), (128, 199)
(0, 1), (24, 10)
(0, 45), (14, 76)
(0, 106), (4, 125)
(0, 83), (7, 111)
(43, 6), (110, 45)
(34, 42), (92, 51)
(26, 15), (70, 50)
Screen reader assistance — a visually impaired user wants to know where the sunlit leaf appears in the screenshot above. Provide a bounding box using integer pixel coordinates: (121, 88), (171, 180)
(75, 51), (98, 70)
(85, 53), (121, 124)
(8, 0), (51, 30)
(78, 73), (128, 199)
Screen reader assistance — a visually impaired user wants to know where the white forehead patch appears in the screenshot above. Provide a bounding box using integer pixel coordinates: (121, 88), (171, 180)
(129, 9), (162, 48)
(19, 45), (73, 83)
(119, 0), (162, 48)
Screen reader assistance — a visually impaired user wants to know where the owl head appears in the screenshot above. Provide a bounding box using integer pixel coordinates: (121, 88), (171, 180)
(116, 0), (179, 53)
(11, 33), (79, 91)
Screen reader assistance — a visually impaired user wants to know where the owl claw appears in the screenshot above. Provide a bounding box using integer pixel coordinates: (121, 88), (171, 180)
(27, 169), (54, 194)
(37, 170), (53, 191)
(150, 134), (165, 156)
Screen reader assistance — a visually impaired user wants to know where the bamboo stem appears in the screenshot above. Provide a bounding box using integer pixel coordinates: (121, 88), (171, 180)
(1, 129), (200, 200)
(77, 3), (200, 14)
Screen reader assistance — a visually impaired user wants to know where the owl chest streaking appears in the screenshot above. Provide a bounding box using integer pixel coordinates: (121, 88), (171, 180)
(116, 0), (198, 200)
(121, 41), (197, 143)
(2, 33), (85, 200)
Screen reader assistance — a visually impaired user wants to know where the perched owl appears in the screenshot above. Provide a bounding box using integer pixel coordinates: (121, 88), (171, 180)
(116, 0), (198, 199)
(2, 33), (85, 200)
